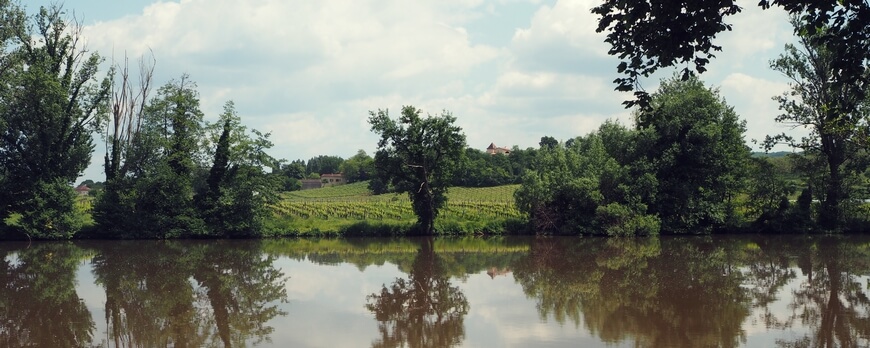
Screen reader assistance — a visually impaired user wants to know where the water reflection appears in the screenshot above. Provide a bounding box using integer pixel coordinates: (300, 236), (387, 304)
(366, 237), (469, 348)
(0, 242), (95, 347)
(750, 237), (870, 347)
(513, 237), (753, 347)
(88, 240), (288, 347)
(1, 236), (870, 347)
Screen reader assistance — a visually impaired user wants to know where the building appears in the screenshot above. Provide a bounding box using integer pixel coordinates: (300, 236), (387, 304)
(321, 173), (344, 187)
(300, 173), (346, 190)
(486, 143), (511, 155)
(300, 179), (323, 190)
(74, 184), (91, 196)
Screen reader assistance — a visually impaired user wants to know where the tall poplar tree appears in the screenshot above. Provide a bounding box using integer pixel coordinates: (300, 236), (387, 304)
(0, 5), (111, 238)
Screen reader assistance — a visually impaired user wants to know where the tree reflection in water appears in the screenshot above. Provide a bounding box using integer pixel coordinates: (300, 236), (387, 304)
(760, 237), (870, 348)
(0, 243), (95, 347)
(513, 236), (752, 348)
(366, 237), (469, 348)
(90, 240), (288, 347)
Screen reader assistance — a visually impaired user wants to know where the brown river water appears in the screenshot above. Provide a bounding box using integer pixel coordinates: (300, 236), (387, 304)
(2, 235), (869, 347)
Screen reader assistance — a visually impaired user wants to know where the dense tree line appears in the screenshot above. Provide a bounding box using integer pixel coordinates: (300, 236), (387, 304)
(514, 72), (866, 236)
(275, 145), (537, 192)
(93, 78), (282, 239)
(0, 4), (281, 239)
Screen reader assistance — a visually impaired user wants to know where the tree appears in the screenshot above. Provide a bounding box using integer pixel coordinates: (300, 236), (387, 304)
(538, 136), (558, 150)
(93, 76), (206, 238)
(0, 5), (111, 238)
(305, 155), (344, 176)
(368, 106), (466, 234)
(196, 101), (281, 237)
(103, 53), (155, 182)
(765, 22), (870, 229)
(452, 148), (514, 187)
(514, 122), (659, 236)
(635, 75), (750, 233)
(340, 150), (375, 183)
(592, 0), (870, 110)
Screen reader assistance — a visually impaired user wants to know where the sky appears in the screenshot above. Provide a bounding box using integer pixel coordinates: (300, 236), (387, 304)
(26, 0), (798, 182)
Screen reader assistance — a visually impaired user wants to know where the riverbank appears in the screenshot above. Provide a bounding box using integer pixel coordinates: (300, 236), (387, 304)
(6, 181), (870, 240)
(2, 183), (531, 240)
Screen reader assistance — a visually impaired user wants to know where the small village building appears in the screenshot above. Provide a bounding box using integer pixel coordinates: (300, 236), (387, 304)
(300, 173), (346, 190)
(321, 173), (344, 186)
(486, 143), (511, 155)
(74, 184), (91, 196)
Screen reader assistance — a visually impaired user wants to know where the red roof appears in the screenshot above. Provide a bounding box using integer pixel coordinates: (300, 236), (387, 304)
(74, 184), (91, 192)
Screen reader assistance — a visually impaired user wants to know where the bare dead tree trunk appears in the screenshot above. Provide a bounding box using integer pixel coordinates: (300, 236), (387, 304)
(104, 51), (155, 181)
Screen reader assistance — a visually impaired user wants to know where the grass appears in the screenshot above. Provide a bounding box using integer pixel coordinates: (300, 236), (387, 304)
(267, 182), (526, 236)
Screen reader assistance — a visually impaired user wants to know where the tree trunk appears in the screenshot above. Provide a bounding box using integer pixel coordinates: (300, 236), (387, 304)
(820, 135), (845, 230)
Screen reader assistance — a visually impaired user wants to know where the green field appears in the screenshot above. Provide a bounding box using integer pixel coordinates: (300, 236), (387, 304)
(66, 182), (526, 236)
(269, 182), (525, 235)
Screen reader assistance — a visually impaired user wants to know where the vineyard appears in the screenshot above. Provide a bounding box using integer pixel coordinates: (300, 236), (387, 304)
(271, 183), (524, 223)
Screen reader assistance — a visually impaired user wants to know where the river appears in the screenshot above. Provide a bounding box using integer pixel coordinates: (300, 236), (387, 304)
(1, 235), (869, 347)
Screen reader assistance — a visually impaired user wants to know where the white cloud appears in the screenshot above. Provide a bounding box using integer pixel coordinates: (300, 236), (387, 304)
(69, 0), (803, 181)
(720, 72), (804, 150)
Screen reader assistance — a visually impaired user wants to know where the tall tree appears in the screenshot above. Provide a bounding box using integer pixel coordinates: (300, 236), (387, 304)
(369, 106), (466, 234)
(103, 53), (155, 182)
(592, 0), (870, 110)
(94, 76), (206, 238)
(196, 101), (281, 237)
(636, 75), (750, 233)
(0, 5), (111, 238)
(765, 22), (870, 229)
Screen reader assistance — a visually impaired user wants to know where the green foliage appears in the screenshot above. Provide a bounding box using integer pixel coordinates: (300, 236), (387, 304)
(636, 75), (751, 233)
(306, 155), (344, 175)
(339, 150), (375, 183)
(95, 85), (280, 238)
(744, 157), (795, 229)
(0, 5), (110, 236)
(593, 0), (870, 110)
(369, 106), (467, 234)
(515, 76), (750, 235)
(17, 179), (83, 239)
(196, 101), (281, 237)
(515, 122), (658, 236)
(93, 77), (206, 238)
(282, 159), (306, 179)
(765, 21), (870, 230)
(452, 148), (516, 187)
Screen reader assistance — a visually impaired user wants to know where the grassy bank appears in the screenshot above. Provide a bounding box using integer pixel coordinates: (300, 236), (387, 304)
(265, 182), (528, 236)
(3, 183), (528, 239)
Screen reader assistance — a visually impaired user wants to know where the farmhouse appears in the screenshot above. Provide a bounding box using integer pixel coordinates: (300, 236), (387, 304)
(74, 184), (91, 196)
(486, 143), (511, 155)
(301, 173), (346, 190)
(321, 173), (344, 186)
